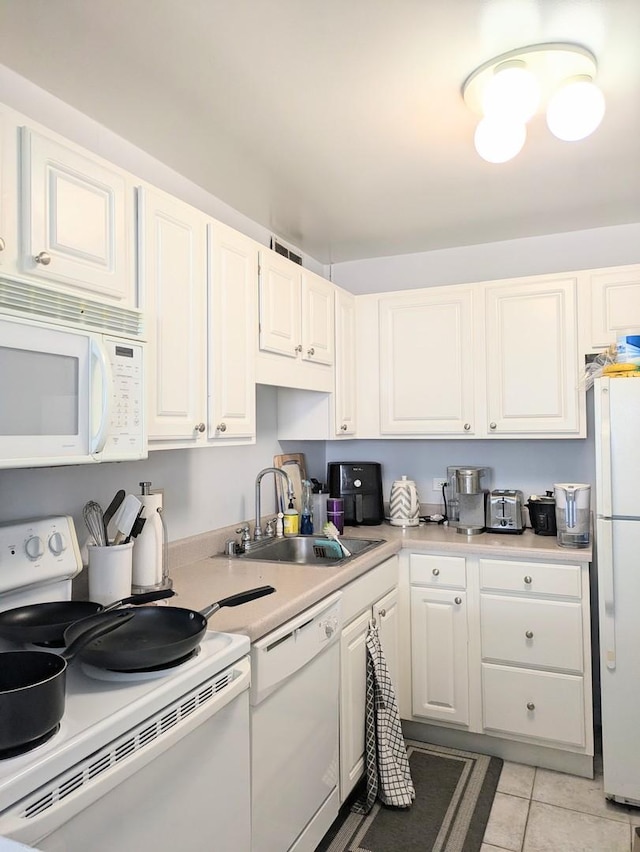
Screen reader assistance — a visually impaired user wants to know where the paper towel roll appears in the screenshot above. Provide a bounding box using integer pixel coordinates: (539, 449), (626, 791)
(132, 492), (163, 589)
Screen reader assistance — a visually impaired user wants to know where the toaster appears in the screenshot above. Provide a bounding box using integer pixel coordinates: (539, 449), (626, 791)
(486, 490), (525, 534)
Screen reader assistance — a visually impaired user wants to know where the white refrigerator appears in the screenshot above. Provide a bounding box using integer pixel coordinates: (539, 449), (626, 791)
(594, 376), (640, 805)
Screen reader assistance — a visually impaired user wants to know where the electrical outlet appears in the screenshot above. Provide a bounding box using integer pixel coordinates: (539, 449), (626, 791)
(432, 477), (447, 491)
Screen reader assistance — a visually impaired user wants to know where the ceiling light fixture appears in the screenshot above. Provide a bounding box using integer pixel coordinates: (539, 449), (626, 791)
(462, 43), (606, 163)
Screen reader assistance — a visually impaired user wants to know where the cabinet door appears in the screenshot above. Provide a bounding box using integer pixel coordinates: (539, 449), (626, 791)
(334, 287), (357, 435)
(258, 249), (301, 357)
(483, 276), (581, 435)
(207, 222), (257, 440)
(410, 586), (469, 725)
(379, 287), (475, 434)
(0, 112), (16, 271)
(139, 188), (207, 444)
(301, 270), (334, 365)
(374, 586), (399, 695)
(339, 609), (369, 802)
(587, 265), (640, 350)
(20, 127), (135, 305)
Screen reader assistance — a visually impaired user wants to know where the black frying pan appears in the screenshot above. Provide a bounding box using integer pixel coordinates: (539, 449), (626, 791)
(0, 588), (174, 646)
(63, 586), (275, 671)
(0, 611), (133, 752)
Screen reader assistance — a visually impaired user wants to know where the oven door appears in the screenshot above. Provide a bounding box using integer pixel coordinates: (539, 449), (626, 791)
(0, 658), (251, 852)
(0, 317), (110, 468)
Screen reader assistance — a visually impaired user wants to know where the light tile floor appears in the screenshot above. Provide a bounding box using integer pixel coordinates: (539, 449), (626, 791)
(481, 756), (640, 852)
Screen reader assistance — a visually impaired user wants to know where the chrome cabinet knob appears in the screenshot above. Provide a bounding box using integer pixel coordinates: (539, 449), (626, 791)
(378, 608), (386, 618)
(454, 596), (462, 605)
(0, 237), (5, 252)
(217, 422), (227, 432)
(432, 568), (440, 576)
(340, 424), (348, 431)
(525, 630), (534, 639)
(489, 421), (497, 430)
(526, 702), (535, 711)
(294, 344), (303, 353)
(524, 575), (532, 585)
(307, 347), (315, 356)
(463, 423), (471, 431)
(35, 251), (52, 265)
(195, 422), (206, 433)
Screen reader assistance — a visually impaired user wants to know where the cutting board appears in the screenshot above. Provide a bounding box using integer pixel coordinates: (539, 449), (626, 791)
(273, 453), (307, 513)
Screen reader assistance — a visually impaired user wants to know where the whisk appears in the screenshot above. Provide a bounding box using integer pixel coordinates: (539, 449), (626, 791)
(83, 500), (107, 547)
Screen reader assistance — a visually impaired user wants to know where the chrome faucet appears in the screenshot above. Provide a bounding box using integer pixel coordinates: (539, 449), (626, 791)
(253, 467), (294, 542)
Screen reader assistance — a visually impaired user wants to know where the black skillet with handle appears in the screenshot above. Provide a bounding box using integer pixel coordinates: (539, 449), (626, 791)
(0, 588), (175, 647)
(0, 611), (133, 752)
(63, 586), (276, 671)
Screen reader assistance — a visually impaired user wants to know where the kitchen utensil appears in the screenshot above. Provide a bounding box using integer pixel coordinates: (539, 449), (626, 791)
(486, 489), (526, 534)
(102, 489), (126, 538)
(0, 611), (133, 752)
(322, 521), (351, 556)
(112, 493), (143, 545)
(82, 500), (107, 547)
(389, 475), (420, 527)
(527, 491), (557, 536)
(63, 586), (276, 671)
(554, 483), (591, 548)
(0, 589), (174, 647)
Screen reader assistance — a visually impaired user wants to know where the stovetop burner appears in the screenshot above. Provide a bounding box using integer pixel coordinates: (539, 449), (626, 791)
(0, 725), (60, 760)
(80, 646), (201, 681)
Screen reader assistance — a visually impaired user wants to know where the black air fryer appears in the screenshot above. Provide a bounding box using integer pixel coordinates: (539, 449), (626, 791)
(327, 462), (384, 526)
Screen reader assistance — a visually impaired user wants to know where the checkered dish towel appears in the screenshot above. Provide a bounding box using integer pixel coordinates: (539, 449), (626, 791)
(352, 622), (415, 815)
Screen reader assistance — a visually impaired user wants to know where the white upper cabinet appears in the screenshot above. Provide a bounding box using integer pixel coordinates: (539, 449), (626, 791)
(334, 286), (358, 435)
(207, 221), (257, 441)
(257, 248), (333, 391)
(301, 269), (334, 365)
(584, 264), (640, 351)
(481, 274), (583, 436)
(138, 187), (207, 445)
(19, 127), (136, 308)
(0, 112), (15, 272)
(379, 286), (475, 434)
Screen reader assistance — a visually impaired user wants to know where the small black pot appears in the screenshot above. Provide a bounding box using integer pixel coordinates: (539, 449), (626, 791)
(527, 493), (557, 536)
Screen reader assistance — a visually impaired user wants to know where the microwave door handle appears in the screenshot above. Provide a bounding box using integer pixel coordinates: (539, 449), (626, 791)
(90, 338), (112, 454)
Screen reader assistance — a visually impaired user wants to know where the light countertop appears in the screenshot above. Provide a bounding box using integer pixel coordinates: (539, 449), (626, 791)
(168, 522), (592, 642)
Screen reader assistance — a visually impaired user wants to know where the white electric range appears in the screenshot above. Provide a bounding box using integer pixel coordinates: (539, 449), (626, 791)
(0, 516), (251, 852)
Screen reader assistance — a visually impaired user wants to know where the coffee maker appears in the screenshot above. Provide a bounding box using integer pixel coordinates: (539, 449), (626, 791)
(447, 466), (490, 535)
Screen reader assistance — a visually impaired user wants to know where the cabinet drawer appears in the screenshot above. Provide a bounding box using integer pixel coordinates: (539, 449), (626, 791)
(410, 553), (466, 589)
(479, 559), (581, 598)
(482, 664), (585, 747)
(480, 595), (583, 673)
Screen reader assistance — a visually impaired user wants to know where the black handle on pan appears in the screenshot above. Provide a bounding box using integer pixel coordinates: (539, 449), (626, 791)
(61, 611), (134, 661)
(102, 589), (175, 611)
(217, 586), (276, 608)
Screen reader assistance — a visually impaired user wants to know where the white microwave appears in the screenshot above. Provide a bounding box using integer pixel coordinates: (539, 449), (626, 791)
(0, 315), (146, 468)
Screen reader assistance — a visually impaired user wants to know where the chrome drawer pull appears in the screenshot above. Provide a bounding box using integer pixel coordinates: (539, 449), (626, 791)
(454, 596), (462, 605)
(527, 702), (535, 711)
(525, 630), (534, 639)
(524, 575), (532, 585)
(432, 568), (440, 576)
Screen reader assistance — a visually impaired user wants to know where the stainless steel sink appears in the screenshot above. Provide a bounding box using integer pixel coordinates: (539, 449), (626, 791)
(235, 535), (384, 566)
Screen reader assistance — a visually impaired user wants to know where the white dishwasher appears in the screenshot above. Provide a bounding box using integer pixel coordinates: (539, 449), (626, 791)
(250, 592), (342, 852)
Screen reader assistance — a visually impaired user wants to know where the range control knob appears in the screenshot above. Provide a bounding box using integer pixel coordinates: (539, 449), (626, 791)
(25, 535), (45, 561)
(48, 531), (66, 556)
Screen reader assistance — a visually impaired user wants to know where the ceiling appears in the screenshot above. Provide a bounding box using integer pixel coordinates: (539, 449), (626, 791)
(1, 0), (639, 264)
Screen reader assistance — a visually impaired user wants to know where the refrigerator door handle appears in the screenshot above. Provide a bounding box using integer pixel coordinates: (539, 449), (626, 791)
(596, 379), (613, 517)
(599, 519), (616, 670)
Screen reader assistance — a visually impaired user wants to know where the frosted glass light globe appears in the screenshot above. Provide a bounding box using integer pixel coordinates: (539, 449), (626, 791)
(482, 63), (540, 123)
(474, 116), (526, 164)
(546, 77), (606, 141)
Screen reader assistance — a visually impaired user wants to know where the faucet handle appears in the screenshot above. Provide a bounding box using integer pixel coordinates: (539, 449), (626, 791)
(265, 517), (278, 537)
(235, 525), (251, 543)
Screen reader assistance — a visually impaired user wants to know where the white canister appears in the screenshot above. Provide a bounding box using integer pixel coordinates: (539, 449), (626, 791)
(389, 475), (420, 527)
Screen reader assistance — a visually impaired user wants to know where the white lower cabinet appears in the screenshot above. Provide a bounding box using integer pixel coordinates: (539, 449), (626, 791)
(400, 549), (593, 772)
(409, 554), (469, 726)
(339, 557), (399, 802)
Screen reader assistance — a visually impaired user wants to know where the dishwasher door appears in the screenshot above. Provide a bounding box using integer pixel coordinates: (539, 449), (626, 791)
(251, 593), (341, 852)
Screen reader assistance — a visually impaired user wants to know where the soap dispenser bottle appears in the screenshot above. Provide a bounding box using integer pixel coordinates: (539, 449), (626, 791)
(283, 498), (299, 536)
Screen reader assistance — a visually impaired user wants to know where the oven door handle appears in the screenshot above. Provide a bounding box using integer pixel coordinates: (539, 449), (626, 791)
(0, 658), (250, 845)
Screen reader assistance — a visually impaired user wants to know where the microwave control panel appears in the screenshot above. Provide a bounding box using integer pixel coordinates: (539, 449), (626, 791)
(102, 337), (145, 459)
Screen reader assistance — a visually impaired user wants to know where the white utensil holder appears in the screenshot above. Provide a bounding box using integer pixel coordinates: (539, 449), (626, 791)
(88, 542), (134, 604)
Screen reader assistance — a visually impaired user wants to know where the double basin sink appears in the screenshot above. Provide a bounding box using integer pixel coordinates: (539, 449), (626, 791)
(235, 535), (384, 566)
